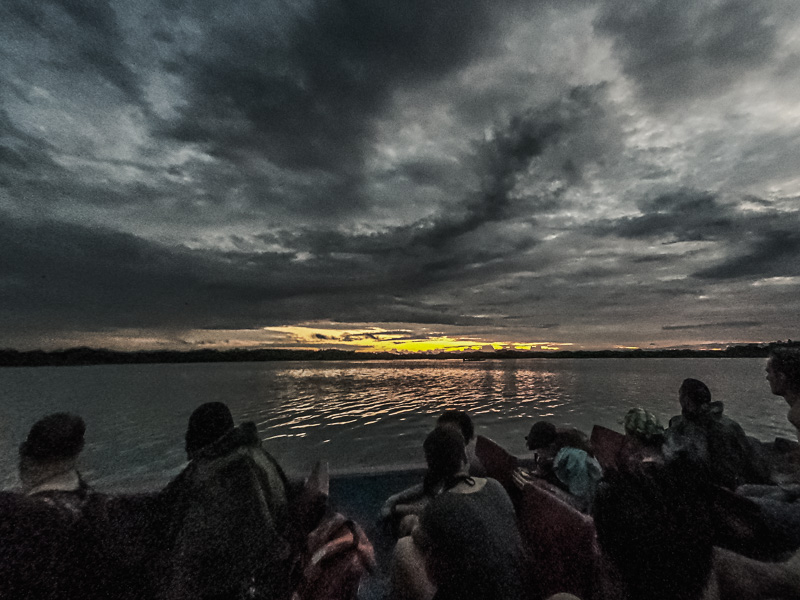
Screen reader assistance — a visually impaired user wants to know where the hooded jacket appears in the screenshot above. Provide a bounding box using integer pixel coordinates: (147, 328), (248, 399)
(159, 422), (295, 600)
(665, 402), (770, 489)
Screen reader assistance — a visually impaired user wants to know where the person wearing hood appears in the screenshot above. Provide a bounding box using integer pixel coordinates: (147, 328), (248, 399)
(664, 378), (770, 490)
(158, 402), (299, 600)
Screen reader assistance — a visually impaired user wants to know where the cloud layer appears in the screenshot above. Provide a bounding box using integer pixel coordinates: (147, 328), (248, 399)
(1, 0), (800, 350)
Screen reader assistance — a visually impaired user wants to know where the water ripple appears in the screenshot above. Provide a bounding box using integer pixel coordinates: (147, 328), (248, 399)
(0, 358), (793, 488)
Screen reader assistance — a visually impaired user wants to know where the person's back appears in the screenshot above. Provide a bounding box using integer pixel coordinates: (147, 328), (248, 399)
(593, 460), (718, 600)
(664, 379), (769, 489)
(160, 403), (295, 600)
(9, 412), (118, 600)
(411, 428), (526, 600)
(417, 477), (526, 600)
(0, 490), (72, 600)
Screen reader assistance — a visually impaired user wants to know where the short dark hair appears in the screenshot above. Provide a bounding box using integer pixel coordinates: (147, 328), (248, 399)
(680, 378), (711, 406)
(770, 346), (800, 392)
(525, 421), (557, 450)
(593, 461), (714, 600)
(423, 427), (467, 495)
(185, 402), (235, 458)
(437, 410), (475, 443)
(20, 413), (86, 460)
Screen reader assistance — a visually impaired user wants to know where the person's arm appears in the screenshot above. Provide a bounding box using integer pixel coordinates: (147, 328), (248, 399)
(380, 483), (425, 520)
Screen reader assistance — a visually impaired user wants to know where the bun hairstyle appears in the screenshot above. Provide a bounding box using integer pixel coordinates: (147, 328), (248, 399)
(437, 410), (475, 444)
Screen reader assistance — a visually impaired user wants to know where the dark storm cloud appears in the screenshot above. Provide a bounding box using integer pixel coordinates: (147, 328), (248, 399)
(0, 82), (599, 338)
(589, 189), (736, 241)
(415, 86), (607, 246)
(51, 0), (142, 102)
(663, 321), (762, 331)
(160, 0), (526, 208)
(0, 213), (481, 335)
(594, 0), (779, 104)
(0, 109), (62, 184)
(3, 0), (143, 104)
(693, 230), (800, 280)
(0, 215), (338, 333)
(263, 86), (608, 292)
(588, 188), (800, 283)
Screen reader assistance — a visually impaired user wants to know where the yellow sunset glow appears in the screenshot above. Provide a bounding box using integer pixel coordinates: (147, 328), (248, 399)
(262, 324), (570, 354)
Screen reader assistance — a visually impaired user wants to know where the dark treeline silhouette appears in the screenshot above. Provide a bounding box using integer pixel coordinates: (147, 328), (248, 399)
(1, 340), (798, 367)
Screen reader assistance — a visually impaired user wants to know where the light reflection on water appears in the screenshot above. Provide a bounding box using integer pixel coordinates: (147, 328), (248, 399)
(0, 358), (793, 490)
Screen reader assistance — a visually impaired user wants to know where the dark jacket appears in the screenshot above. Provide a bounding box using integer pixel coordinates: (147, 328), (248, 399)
(665, 402), (770, 489)
(0, 480), (132, 600)
(0, 491), (72, 600)
(158, 422), (295, 600)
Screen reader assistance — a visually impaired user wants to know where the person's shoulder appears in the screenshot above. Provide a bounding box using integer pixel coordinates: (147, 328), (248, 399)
(668, 414), (684, 428)
(557, 428), (589, 445)
(714, 413), (748, 437)
(481, 477), (513, 502)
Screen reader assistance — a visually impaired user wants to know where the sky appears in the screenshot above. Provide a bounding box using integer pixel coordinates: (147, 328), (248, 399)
(1, 0), (800, 353)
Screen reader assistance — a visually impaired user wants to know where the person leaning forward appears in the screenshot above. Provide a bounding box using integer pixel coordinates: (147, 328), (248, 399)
(157, 402), (299, 600)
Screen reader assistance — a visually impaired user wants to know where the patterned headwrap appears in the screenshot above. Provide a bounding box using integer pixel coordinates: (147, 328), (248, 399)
(623, 408), (664, 442)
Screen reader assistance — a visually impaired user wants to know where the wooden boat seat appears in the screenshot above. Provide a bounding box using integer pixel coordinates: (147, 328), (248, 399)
(476, 435), (600, 600)
(475, 434), (519, 493)
(589, 425), (626, 472)
(517, 478), (599, 600)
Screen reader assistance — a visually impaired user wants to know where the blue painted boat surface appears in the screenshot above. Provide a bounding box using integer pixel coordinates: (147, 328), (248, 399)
(328, 466), (426, 600)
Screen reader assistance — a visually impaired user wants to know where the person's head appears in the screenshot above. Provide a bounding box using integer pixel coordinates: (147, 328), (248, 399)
(185, 402), (235, 459)
(593, 461), (715, 600)
(525, 421), (557, 451)
(679, 378), (711, 415)
(623, 407), (665, 445)
(767, 347), (800, 397)
(19, 413), (86, 488)
(422, 426), (467, 495)
(437, 410), (475, 444)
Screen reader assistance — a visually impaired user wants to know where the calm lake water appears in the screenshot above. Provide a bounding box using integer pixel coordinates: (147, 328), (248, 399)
(0, 358), (793, 490)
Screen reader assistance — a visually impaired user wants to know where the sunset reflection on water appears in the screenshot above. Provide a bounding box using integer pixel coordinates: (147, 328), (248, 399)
(0, 358), (792, 489)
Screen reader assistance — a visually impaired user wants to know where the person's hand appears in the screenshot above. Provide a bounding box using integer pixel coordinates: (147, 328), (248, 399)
(512, 467), (536, 490)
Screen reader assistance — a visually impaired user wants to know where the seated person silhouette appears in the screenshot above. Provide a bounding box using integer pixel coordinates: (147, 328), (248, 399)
(18, 412), (90, 509)
(664, 378), (770, 490)
(766, 346), (800, 441)
(617, 407), (666, 469)
(595, 459), (800, 600)
(159, 402), (298, 600)
(381, 411), (482, 536)
(523, 421), (601, 513)
(0, 413), (92, 599)
(594, 461), (719, 600)
(389, 427), (526, 600)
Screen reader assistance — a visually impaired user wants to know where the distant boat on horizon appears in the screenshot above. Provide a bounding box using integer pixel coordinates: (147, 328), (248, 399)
(463, 357), (486, 362)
